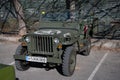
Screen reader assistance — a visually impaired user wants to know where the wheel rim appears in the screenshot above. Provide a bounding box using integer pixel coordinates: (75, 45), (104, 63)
(15, 45), (30, 71)
(86, 38), (91, 53)
(21, 61), (29, 66)
(21, 48), (29, 68)
(83, 38), (91, 55)
(87, 44), (91, 53)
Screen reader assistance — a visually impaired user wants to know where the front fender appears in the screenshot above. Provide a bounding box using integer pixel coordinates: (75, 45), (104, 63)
(61, 37), (78, 45)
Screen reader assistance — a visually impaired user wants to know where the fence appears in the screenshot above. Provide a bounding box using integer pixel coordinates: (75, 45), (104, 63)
(92, 18), (120, 39)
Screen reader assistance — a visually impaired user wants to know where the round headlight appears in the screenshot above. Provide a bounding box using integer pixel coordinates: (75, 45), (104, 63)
(65, 37), (71, 41)
(25, 37), (30, 42)
(54, 38), (59, 43)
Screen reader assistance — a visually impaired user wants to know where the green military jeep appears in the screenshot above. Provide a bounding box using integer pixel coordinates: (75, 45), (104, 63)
(14, 0), (91, 76)
(14, 21), (91, 76)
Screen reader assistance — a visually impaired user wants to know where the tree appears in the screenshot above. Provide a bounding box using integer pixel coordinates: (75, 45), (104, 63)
(13, 0), (26, 36)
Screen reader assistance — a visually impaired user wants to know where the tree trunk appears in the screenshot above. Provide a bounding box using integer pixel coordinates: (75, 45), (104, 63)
(13, 0), (26, 36)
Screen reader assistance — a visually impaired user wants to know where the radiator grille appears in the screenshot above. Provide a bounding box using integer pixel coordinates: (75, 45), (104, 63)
(29, 35), (53, 53)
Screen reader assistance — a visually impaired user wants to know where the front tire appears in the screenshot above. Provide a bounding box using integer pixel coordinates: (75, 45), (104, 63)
(62, 46), (76, 76)
(15, 45), (30, 71)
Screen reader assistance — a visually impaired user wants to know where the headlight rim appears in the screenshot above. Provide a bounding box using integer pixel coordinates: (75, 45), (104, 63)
(54, 38), (60, 44)
(25, 36), (30, 43)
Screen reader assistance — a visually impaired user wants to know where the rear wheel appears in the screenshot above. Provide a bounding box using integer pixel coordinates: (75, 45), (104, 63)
(82, 38), (91, 56)
(15, 45), (30, 71)
(62, 46), (76, 76)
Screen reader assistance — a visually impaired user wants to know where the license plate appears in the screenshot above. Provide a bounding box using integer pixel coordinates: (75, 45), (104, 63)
(26, 56), (47, 63)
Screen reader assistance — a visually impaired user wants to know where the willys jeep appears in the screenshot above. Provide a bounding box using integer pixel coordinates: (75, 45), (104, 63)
(14, 0), (91, 76)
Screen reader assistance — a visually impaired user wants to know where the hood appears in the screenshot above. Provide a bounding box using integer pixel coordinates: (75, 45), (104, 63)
(34, 29), (62, 35)
(34, 28), (79, 37)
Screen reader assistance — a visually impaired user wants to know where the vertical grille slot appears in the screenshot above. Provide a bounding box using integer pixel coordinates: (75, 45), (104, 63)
(30, 35), (53, 53)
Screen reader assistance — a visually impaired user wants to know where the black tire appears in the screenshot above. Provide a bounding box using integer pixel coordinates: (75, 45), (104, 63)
(15, 45), (30, 71)
(82, 38), (91, 56)
(62, 46), (76, 76)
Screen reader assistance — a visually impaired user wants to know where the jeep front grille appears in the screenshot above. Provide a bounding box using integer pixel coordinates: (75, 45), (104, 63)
(29, 35), (53, 53)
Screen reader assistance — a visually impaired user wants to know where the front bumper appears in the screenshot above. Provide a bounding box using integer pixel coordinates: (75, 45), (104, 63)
(14, 55), (62, 64)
